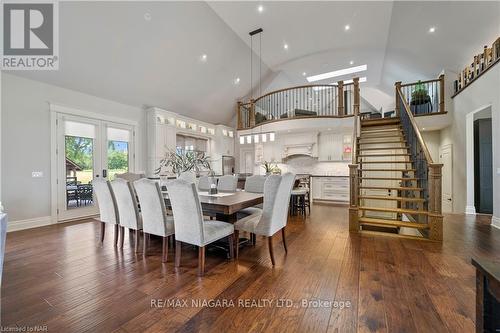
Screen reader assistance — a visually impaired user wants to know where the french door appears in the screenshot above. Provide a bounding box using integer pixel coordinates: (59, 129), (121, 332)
(55, 113), (135, 221)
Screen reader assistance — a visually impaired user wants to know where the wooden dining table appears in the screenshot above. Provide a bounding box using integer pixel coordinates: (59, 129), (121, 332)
(162, 190), (263, 223)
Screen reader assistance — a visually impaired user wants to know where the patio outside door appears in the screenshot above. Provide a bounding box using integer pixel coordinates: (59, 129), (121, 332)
(55, 113), (135, 221)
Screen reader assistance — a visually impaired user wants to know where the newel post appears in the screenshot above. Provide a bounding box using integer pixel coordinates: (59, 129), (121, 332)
(428, 163), (443, 241)
(395, 81), (402, 117)
(237, 101), (242, 130)
(249, 99), (256, 127)
(439, 74), (445, 113)
(349, 164), (359, 232)
(353, 77), (360, 116)
(337, 81), (344, 116)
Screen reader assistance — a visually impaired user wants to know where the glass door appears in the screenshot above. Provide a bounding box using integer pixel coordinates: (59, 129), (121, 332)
(56, 114), (135, 221)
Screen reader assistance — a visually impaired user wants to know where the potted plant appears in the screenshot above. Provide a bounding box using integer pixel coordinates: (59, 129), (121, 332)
(262, 161), (277, 176)
(155, 150), (212, 177)
(410, 81), (432, 115)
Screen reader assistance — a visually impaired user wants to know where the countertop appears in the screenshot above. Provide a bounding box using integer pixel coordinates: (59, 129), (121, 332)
(310, 175), (349, 178)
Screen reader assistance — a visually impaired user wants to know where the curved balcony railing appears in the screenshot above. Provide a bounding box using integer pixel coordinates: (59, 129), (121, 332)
(237, 79), (359, 130)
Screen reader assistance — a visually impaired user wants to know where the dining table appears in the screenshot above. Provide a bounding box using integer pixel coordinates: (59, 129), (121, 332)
(162, 190), (263, 223)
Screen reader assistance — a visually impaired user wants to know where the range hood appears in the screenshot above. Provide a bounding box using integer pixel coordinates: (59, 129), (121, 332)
(282, 143), (316, 159)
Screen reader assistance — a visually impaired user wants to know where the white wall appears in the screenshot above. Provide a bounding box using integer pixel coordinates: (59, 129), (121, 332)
(1, 74), (146, 224)
(443, 65), (500, 218)
(421, 130), (441, 163)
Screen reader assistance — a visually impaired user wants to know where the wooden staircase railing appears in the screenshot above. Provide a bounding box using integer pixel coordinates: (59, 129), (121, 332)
(236, 80), (357, 130)
(396, 87), (443, 241)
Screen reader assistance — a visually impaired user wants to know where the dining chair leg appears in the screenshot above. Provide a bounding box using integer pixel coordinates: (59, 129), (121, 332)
(113, 224), (119, 247)
(228, 234), (234, 260)
(198, 246), (206, 276)
(100, 222), (105, 244)
(120, 226), (125, 248)
(234, 230), (240, 259)
(252, 233), (256, 246)
(134, 229), (139, 253)
(282, 227), (288, 253)
(175, 241), (181, 268)
(143, 232), (149, 256)
(268, 236), (275, 266)
(162, 236), (168, 263)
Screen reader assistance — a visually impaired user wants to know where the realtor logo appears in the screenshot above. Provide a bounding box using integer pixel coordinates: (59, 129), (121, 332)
(1, 1), (59, 70)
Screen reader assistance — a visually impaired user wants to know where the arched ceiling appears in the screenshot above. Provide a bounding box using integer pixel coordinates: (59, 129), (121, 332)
(7, 1), (500, 124)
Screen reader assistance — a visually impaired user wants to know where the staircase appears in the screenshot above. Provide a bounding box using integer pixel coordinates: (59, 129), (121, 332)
(348, 82), (443, 241)
(356, 117), (428, 236)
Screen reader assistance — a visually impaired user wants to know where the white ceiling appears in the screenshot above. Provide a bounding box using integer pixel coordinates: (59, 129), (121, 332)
(7, 1), (500, 124)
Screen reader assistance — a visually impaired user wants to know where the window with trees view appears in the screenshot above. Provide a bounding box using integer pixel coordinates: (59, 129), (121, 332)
(107, 140), (129, 180)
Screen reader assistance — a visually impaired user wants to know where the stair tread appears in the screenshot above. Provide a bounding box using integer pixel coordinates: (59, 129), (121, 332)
(358, 141), (407, 144)
(360, 177), (418, 180)
(359, 206), (427, 215)
(359, 195), (425, 202)
(358, 147), (410, 150)
(360, 161), (411, 164)
(360, 186), (423, 191)
(359, 169), (417, 172)
(358, 153), (411, 157)
(360, 134), (404, 138)
(359, 217), (429, 229)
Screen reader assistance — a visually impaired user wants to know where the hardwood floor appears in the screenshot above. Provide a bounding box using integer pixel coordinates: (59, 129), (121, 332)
(1, 205), (499, 332)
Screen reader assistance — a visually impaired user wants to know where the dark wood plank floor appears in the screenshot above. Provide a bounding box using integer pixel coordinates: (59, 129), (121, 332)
(1, 205), (499, 332)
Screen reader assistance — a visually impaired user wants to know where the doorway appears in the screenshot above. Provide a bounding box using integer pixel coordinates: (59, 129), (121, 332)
(54, 112), (135, 221)
(474, 118), (493, 214)
(439, 144), (453, 213)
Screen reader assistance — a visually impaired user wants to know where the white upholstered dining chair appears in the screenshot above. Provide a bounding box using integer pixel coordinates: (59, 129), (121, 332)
(134, 178), (175, 263)
(115, 172), (145, 182)
(244, 175), (267, 193)
(217, 175), (238, 192)
(92, 178), (119, 246)
(178, 171), (196, 183)
(234, 173), (295, 265)
(111, 178), (142, 252)
(166, 179), (235, 276)
(197, 175), (211, 191)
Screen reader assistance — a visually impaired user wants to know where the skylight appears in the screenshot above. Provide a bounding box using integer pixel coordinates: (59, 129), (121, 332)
(306, 64), (367, 83)
(312, 77), (367, 91)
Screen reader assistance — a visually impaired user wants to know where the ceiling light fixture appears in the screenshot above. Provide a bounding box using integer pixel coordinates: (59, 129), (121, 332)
(200, 54), (207, 62)
(306, 64), (367, 83)
(349, 60), (354, 65)
(144, 13), (152, 21)
(302, 72), (306, 76)
(429, 26), (436, 33)
(283, 43), (289, 50)
(344, 25), (350, 31)
(234, 77), (240, 84)
(257, 5), (264, 13)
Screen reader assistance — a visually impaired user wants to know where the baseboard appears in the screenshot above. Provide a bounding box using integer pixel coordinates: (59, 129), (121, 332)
(492, 216), (500, 230)
(465, 205), (476, 215)
(7, 216), (54, 232)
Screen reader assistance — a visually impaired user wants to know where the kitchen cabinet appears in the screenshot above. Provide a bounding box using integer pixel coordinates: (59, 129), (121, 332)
(318, 132), (351, 161)
(311, 176), (349, 203)
(262, 141), (280, 162)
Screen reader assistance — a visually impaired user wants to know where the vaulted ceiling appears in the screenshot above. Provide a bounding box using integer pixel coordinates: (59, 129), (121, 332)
(8, 1), (500, 125)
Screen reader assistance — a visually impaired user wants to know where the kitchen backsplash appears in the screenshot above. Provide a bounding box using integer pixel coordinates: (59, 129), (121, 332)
(272, 156), (349, 176)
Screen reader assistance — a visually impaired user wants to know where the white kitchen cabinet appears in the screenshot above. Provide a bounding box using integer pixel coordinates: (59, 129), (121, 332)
(311, 176), (349, 203)
(318, 132), (345, 161)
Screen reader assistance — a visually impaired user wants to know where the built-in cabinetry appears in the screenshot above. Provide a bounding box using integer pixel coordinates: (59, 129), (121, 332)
(146, 107), (234, 176)
(318, 133), (352, 161)
(312, 176), (349, 203)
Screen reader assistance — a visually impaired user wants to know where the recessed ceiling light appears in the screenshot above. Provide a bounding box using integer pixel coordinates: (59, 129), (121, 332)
(283, 43), (289, 50)
(429, 26), (436, 33)
(344, 25), (350, 31)
(302, 72), (307, 76)
(257, 5), (264, 13)
(306, 64), (367, 83)
(234, 77), (240, 84)
(349, 60), (354, 65)
(144, 12), (152, 21)
(200, 54), (207, 62)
